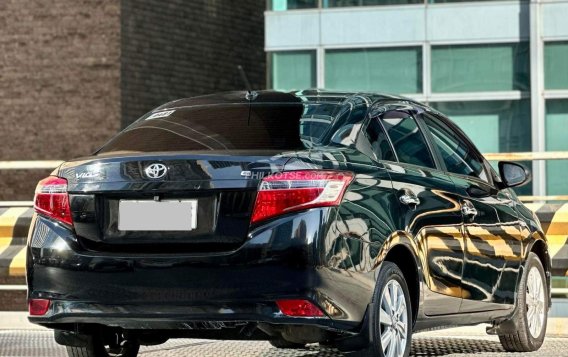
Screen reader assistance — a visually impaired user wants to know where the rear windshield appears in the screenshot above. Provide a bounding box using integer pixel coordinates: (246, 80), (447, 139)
(97, 100), (368, 154)
(98, 103), (304, 153)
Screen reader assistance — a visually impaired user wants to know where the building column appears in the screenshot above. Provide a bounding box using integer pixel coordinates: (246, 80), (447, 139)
(530, 0), (546, 197)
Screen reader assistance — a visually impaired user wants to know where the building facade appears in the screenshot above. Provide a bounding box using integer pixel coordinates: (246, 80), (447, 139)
(265, 0), (568, 197)
(0, 0), (265, 201)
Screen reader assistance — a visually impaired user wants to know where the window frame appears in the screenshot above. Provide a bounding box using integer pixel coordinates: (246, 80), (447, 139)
(367, 105), (442, 171)
(418, 109), (496, 188)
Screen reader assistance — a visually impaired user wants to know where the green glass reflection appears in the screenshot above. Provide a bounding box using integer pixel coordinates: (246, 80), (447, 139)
(431, 100), (532, 194)
(271, 51), (316, 91)
(325, 47), (422, 93)
(324, 0), (422, 6)
(428, 0), (507, 3)
(546, 100), (568, 195)
(270, 0), (318, 11)
(431, 43), (530, 93)
(544, 41), (568, 90)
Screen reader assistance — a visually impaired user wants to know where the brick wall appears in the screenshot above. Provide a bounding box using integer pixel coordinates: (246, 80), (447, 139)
(120, 0), (266, 127)
(0, 0), (121, 200)
(0, 0), (265, 201)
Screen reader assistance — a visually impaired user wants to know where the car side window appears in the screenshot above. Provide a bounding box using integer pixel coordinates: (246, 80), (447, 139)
(364, 118), (396, 162)
(379, 111), (436, 169)
(422, 113), (489, 183)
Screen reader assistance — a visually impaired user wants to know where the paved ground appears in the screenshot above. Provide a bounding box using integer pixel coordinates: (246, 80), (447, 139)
(0, 314), (566, 357)
(1, 329), (567, 357)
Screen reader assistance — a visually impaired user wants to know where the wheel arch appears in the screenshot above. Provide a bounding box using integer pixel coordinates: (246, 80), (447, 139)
(375, 233), (423, 327)
(526, 238), (552, 305)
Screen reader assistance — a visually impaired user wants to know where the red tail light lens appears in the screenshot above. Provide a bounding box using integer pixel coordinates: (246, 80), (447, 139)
(28, 299), (51, 316)
(34, 176), (73, 226)
(251, 170), (353, 224)
(276, 299), (324, 317)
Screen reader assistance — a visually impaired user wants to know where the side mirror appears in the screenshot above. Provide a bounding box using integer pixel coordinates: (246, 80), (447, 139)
(498, 161), (531, 188)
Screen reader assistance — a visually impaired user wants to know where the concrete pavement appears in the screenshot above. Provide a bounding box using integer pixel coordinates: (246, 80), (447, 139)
(0, 312), (566, 357)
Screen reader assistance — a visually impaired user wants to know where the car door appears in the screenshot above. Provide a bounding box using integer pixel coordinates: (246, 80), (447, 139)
(420, 111), (523, 312)
(367, 106), (466, 315)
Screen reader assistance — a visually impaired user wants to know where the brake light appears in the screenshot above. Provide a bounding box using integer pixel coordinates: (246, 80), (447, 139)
(29, 299), (51, 316)
(34, 176), (73, 226)
(276, 299), (324, 317)
(251, 170), (353, 224)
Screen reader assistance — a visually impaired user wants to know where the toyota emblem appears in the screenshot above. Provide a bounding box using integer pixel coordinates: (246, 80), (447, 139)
(145, 163), (168, 179)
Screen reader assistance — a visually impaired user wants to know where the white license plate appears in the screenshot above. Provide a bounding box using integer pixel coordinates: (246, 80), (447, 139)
(118, 200), (198, 231)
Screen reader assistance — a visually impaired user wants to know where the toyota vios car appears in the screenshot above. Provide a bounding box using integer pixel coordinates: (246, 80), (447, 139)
(27, 90), (550, 357)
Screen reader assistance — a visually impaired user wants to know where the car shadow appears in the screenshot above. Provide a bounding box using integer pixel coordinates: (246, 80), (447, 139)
(256, 337), (505, 356)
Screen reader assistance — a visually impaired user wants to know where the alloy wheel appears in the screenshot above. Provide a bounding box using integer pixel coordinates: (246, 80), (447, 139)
(526, 266), (545, 338)
(379, 279), (408, 357)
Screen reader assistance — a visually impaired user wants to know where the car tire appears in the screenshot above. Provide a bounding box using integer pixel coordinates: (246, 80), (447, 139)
(65, 333), (140, 357)
(364, 261), (412, 357)
(498, 252), (548, 352)
(268, 338), (306, 349)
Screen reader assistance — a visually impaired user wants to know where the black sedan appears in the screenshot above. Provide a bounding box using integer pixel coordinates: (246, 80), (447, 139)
(27, 90), (551, 357)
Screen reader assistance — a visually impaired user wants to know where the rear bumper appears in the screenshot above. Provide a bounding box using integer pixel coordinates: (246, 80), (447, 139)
(26, 208), (373, 332)
(28, 300), (336, 331)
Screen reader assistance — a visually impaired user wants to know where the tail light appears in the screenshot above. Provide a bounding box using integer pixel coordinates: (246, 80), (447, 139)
(276, 299), (324, 317)
(29, 299), (51, 316)
(34, 176), (73, 226)
(251, 170), (353, 224)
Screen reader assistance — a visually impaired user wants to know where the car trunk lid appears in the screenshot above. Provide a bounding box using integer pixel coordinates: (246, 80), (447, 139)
(58, 152), (292, 253)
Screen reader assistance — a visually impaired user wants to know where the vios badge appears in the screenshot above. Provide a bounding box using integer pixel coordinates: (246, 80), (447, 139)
(145, 163), (168, 179)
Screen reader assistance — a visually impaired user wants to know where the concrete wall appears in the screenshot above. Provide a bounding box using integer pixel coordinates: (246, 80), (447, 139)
(121, 0), (266, 127)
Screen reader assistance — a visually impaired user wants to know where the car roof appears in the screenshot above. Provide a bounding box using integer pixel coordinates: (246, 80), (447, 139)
(153, 89), (424, 112)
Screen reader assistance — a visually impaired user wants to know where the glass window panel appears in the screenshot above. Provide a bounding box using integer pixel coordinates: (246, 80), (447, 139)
(430, 100), (531, 153)
(365, 118), (396, 161)
(431, 100), (532, 194)
(431, 43), (530, 93)
(429, 0), (505, 3)
(270, 0), (318, 11)
(451, 115), (499, 153)
(423, 113), (488, 182)
(271, 51), (316, 91)
(325, 47), (422, 94)
(381, 111), (435, 169)
(544, 41), (568, 90)
(546, 100), (568, 195)
(324, 0), (421, 7)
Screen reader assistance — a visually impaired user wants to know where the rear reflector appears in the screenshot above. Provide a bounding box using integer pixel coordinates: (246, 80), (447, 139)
(34, 176), (73, 226)
(251, 170), (353, 224)
(276, 299), (324, 317)
(28, 299), (50, 316)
